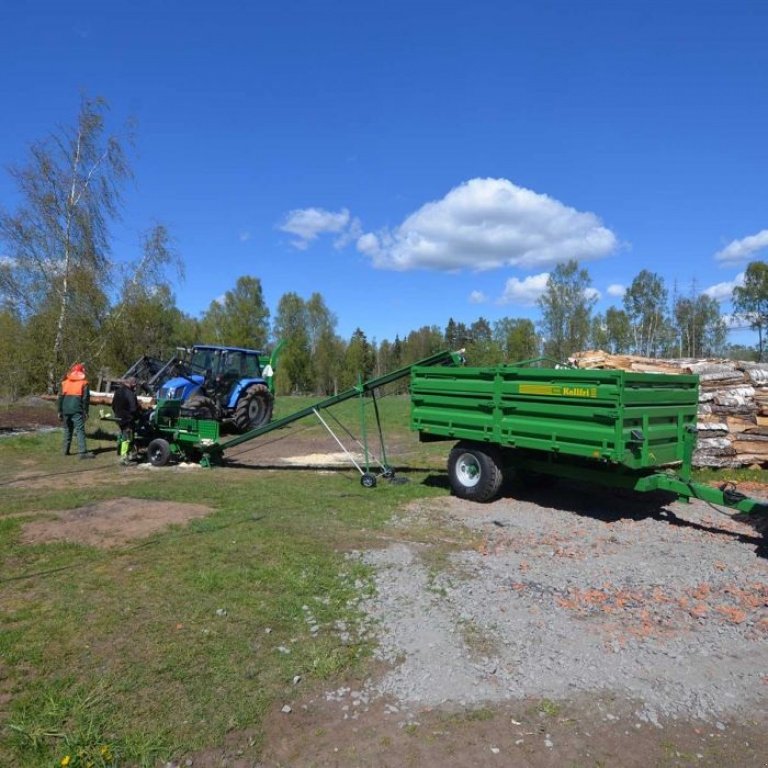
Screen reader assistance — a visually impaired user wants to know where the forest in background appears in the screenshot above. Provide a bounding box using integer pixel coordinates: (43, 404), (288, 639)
(2, 97), (768, 400)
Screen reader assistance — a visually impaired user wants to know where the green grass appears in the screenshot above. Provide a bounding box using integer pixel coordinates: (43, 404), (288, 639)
(0, 412), (450, 767)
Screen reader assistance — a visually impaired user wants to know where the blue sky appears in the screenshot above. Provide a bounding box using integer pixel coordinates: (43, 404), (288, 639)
(1, 0), (767, 347)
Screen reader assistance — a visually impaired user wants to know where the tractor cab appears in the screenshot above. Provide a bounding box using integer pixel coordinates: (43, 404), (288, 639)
(157, 344), (278, 433)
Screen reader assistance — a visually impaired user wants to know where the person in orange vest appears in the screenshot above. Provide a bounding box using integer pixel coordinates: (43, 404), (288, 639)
(58, 362), (95, 459)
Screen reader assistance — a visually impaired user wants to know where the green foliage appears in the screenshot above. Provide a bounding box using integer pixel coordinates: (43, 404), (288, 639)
(538, 260), (596, 361)
(732, 261), (768, 361)
(623, 269), (669, 356)
(199, 275), (270, 348)
(0, 96), (132, 391)
(341, 328), (376, 388)
(273, 292), (313, 394)
(493, 317), (539, 362)
(672, 291), (726, 357)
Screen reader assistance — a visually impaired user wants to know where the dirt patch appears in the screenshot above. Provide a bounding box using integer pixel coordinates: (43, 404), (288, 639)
(0, 403), (59, 432)
(255, 691), (767, 768)
(20, 497), (213, 548)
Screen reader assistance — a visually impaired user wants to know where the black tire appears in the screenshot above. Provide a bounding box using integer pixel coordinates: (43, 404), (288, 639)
(148, 438), (172, 467)
(361, 472), (377, 488)
(234, 384), (274, 432)
(181, 394), (216, 420)
(447, 441), (504, 502)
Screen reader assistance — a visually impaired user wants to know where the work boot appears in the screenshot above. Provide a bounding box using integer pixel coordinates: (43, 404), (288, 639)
(79, 452), (96, 460)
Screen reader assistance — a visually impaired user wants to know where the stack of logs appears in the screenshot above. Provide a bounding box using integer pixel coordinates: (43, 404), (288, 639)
(570, 351), (768, 468)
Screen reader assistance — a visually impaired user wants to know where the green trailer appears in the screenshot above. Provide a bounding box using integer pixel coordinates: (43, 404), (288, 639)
(410, 361), (767, 514)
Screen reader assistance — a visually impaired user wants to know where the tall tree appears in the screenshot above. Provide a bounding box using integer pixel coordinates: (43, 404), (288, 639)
(0, 96), (132, 391)
(402, 325), (444, 365)
(537, 260), (596, 361)
(341, 328), (375, 389)
(623, 270), (668, 357)
(99, 224), (184, 370)
(493, 317), (539, 362)
(732, 261), (768, 361)
(465, 316), (499, 365)
(199, 275), (270, 348)
(673, 292), (726, 358)
(604, 306), (633, 353)
(273, 292), (312, 394)
(305, 292), (341, 393)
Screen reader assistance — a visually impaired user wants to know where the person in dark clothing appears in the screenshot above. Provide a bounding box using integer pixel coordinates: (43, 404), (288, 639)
(112, 377), (140, 463)
(58, 362), (94, 459)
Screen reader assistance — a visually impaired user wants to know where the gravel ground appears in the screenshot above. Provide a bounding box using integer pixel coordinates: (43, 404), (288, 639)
(353, 485), (768, 726)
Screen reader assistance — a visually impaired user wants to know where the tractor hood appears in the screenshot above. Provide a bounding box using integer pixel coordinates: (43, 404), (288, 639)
(157, 374), (204, 401)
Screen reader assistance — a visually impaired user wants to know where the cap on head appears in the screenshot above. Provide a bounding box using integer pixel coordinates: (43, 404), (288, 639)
(71, 363), (85, 374)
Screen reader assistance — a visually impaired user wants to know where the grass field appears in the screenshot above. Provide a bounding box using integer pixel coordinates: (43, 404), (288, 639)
(0, 395), (454, 767)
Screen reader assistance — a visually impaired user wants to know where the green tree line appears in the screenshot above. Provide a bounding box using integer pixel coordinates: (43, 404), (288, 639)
(2, 98), (767, 400)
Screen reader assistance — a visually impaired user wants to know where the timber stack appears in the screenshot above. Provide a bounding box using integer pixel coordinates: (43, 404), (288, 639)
(570, 350), (768, 468)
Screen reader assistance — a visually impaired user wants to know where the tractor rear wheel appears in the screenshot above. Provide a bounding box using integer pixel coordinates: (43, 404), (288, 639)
(447, 441), (504, 503)
(182, 395), (216, 419)
(234, 384), (274, 432)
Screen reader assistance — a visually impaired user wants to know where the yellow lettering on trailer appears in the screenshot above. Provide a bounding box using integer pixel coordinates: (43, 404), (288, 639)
(518, 384), (598, 398)
(562, 386), (598, 398)
(519, 384), (558, 396)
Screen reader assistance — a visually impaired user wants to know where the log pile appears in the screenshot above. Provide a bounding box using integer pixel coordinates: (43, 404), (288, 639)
(570, 351), (768, 468)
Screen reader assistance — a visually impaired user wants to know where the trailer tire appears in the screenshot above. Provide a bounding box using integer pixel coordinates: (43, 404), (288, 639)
(148, 438), (172, 467)
(234, 384), (274, 432)
(448, 441), (504, 502)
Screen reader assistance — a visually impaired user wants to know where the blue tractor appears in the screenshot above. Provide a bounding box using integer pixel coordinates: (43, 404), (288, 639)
(156, 343), (281, 433)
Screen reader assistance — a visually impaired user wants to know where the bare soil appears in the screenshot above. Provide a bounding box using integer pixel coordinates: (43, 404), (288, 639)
(20, 497), (213, 549)
(0, 401), (59, 432)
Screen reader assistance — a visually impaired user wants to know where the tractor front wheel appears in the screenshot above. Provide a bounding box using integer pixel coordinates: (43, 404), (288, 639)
(447, 441), (504, 503)
(234, 384), (274, 432)
(148, 438), (172, 467)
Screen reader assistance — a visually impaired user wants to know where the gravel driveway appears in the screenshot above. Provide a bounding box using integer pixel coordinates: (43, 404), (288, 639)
(356, 483), (768, 726)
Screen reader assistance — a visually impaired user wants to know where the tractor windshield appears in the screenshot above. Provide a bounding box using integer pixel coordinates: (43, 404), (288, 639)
(221, 350), (262, 378)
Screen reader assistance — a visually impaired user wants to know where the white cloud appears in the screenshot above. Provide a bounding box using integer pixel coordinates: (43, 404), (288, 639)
(499, 273), (550, 306)
(585, 287), (601, 302)
(469, 290), (487, 304)
(356, 178), (618, 271)
(715, 229), (768, 263)
(239, 230), (252, 243)
(704, 272), (744, 301)
(279, 207), (351, 250)
(607, 283), (626, 297)
(333, 217), (363, 249)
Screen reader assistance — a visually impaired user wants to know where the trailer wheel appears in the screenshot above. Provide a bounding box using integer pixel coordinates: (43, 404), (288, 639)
(148, 438), (172, 467)
(360, 472), (377, 488)
(448, 441), (504, 502)
(234, 384), (274, 432)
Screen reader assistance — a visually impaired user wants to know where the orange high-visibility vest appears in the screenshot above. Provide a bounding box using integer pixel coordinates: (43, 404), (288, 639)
(61, 377), (87, 397)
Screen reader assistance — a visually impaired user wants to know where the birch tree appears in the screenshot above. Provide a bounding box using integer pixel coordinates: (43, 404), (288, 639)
(0, 96), (131, 391)
(623, 270), (668, 357)
(537, 260), (596, 361)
